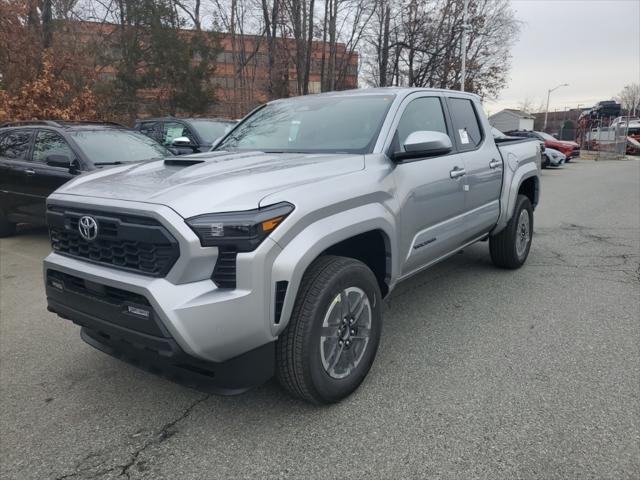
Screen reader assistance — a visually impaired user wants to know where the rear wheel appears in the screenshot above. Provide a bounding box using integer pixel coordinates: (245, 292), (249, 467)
(276, 255), (382, 404)
(489, 194), (533, 269)
(0, 211), (16, 237)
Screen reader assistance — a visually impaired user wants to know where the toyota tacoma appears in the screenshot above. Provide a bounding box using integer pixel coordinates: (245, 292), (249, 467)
(44, 88), (541, 404)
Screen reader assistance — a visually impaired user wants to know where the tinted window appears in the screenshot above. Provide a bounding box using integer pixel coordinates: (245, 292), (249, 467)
(0, 130), (32, 160)
(448, 98), (483, 151)
(189, 119), (235, 143)
(138, 122), (161, 142)
(215, 95), (395, 154)
(395, 97), (448, 151)
(68, 130), (170, 165)
(163, 122), (195, 146)
(33, 130), (74, 163)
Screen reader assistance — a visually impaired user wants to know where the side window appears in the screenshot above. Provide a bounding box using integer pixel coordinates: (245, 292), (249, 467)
(139, 122), (161, 142)
(163, 122), (195, 146)
(0, 130), (33, 160)
(32, 130), (74, 164)
(448, 98), (483, 151)
(395, 97), (448, 152)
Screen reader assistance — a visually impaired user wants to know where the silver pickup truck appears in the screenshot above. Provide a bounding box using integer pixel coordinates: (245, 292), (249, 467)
(44, 88), (541, 404)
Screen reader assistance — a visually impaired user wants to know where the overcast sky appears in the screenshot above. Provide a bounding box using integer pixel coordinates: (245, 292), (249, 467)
(484, 0), (640, 115)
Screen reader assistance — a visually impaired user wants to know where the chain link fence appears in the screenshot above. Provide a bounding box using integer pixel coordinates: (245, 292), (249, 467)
(580, 117), (631, 160)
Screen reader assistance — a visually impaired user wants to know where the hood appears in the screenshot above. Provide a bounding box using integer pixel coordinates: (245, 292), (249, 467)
(546, 139), (578, 148)
(54, 151), (365, 218)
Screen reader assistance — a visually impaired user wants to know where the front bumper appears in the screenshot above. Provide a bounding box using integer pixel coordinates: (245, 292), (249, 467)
(45, 267), (276, 392)
(44, 195), (286, 373)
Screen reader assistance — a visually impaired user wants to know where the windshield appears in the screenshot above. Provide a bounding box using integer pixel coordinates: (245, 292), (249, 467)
(70, 130), (170, 164)
(536, 131), (556, 141)
(215, 94), (395, 154)
(189, 119), (236, 143)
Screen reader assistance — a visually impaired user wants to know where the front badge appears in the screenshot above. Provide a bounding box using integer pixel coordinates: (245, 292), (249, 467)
(78, 216), (98, 241)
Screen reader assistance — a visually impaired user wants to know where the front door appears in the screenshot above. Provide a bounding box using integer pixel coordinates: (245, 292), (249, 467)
(27, 130), (79, 219)
(390, 95), (467, 277)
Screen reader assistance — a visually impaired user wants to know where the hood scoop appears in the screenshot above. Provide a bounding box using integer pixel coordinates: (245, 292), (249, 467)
(164, 158), (205, 166)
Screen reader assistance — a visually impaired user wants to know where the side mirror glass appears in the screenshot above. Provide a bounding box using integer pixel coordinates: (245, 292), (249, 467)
(46, 154), (72, 168)
(393, 131), (452, 161)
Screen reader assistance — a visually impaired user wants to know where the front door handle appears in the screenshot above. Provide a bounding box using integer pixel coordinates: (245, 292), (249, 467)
(450, 167), (466, 179)
(24, 169), (36, 176)
(489, 159), (502, 169)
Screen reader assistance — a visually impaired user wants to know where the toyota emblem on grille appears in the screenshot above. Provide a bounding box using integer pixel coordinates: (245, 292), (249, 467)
(78, 216), (98, 241)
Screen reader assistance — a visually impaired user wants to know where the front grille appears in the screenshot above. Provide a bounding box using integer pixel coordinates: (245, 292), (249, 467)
(48, 270), (150, 307)
(46, 269), (166, 337)
(47, 207), (179, 277)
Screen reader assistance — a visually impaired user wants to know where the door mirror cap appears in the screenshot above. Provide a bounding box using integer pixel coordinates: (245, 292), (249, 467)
(171, 136), (194, 147)
(393, 131), (453, 161)
(46, 154), (72, 168)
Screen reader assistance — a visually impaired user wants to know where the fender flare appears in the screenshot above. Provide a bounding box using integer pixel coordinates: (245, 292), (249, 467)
(269, 203), (397, 337)
(493, 163), (539, 235)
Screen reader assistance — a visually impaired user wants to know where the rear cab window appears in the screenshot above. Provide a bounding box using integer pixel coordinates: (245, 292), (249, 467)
(447, 97), (483, 151)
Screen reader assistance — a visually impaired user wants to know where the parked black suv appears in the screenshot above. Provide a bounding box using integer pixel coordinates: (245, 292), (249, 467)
(0, 121), (171, 236)
(134, 117), (237, 154)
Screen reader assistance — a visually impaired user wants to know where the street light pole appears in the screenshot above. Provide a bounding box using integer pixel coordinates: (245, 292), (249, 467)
(460, 0), (469, 92)
(544, 83), (569, 131)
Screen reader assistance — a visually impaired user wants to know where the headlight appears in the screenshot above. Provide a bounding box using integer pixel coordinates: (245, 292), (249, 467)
(186, 202), (294, 252)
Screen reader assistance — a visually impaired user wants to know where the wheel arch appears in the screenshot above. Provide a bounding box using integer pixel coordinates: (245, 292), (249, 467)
(269, 204), (397, 337)
(492, 164), (540, 236)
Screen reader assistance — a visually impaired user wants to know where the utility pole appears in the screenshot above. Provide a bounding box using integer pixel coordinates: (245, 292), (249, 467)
(460, 0), (469, 92)
(544, 83), (569, 131)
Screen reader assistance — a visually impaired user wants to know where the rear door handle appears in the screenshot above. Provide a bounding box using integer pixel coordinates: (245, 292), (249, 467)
(450, 167), (466, 179)
(489, 159), (502, 169)
(24, 169), (36, 176)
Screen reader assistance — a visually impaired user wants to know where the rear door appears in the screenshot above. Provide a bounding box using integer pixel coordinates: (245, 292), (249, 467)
(447, 96), (502, 239)
(0, 129), (36, 223)
(389, 94), (468, 277)
(27, 129), (80, 219)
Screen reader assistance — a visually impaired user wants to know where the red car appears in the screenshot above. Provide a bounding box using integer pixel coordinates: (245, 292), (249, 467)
(506, 130), (580, 160)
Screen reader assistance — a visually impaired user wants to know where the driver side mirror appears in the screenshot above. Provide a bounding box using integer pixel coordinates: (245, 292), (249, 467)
(46, 154), (71, 168)
(392, 131), (453, 162)
(46, 154), (80, 173)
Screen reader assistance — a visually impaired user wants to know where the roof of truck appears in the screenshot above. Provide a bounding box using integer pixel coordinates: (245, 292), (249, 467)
(270, 87), (479, 102)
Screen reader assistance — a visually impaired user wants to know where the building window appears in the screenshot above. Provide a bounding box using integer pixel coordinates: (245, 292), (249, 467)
(308, 81), (321, 94)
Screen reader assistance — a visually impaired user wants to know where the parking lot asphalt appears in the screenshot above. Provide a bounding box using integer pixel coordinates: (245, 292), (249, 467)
(1, 159), (639, 480)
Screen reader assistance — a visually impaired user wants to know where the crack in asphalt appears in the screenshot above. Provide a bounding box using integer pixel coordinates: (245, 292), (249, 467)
(53, 395), (209, 480)
(119, 394), (209, 479)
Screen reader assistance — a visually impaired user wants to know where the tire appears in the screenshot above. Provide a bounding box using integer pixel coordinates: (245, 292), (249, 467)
(489, 194), (533, 269)
(276, 255), (382, 404)
(0, 212), (16, 237)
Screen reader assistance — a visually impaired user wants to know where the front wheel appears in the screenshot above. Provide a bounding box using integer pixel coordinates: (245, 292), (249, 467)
(276, 255), (382, 404)
(489, 194), (533, 269)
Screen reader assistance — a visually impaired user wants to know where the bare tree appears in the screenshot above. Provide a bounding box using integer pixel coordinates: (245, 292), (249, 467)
(617, 83), (640, 117)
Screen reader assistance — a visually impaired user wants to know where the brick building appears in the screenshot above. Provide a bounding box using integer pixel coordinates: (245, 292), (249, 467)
(64, 21), (359, 120)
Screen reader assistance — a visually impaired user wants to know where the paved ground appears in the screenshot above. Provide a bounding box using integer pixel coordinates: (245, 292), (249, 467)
(1, 159), (639, 480)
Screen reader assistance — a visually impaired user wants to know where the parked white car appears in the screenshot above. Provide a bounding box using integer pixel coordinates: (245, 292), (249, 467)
(543, 147), (566, 167)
